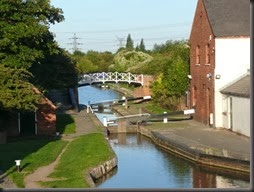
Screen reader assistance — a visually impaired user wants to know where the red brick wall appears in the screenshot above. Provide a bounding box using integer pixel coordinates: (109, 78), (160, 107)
(36, 96), (56, 135)
(189, 0), (215, 125)
(134, 75), (154, 98)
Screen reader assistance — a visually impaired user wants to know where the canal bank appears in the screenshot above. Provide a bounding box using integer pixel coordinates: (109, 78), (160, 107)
(110, 104), (250, 178)
(76, 85), (250, 187)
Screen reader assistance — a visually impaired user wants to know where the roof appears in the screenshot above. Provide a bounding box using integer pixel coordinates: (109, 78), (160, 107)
(203, 0), (250, 37)
(220, 74), (250, 98)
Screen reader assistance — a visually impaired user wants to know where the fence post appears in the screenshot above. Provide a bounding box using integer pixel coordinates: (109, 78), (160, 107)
(163, 112), (168, 123)
(103, 116), (108, 127)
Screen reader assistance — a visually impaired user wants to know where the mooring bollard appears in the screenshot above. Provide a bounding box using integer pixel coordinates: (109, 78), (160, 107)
(15, 160), (21, 172)
(163, 112), (168, 123)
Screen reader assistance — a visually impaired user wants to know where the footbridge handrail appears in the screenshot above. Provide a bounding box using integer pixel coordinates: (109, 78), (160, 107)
(78, 72), (143, 86)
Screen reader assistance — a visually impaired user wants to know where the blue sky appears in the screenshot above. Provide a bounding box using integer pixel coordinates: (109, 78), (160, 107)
(50, 0), (198, 53)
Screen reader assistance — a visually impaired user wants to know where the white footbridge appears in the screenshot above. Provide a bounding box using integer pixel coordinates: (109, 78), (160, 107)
(78, 72), (143, 86)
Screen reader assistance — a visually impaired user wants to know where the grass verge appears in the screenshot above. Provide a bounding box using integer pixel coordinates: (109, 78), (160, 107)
(0, 138), (68, 188)
(40, 133), (115, 188)
(56, 114), (76, 134)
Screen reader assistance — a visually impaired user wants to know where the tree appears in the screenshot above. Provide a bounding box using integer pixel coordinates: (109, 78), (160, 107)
(72, 50), (114, 73)
(135, 44), (140, 51)
(29, 48), (79, 89)
(0, 0), (64, 69)
(109, 50), (153, 73)
(0, 65), (41, 112)
(139, 38), (146, 52)
(126, 34), (134, 50)
(150, 40), (190, 110)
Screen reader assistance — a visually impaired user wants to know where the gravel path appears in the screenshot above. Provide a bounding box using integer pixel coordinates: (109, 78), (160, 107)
(24, 140), (72, 188)
(1, 108), (103, 189)
(0, 171), (17, 188)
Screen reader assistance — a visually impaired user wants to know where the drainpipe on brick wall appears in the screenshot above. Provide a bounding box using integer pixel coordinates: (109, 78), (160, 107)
(34, 111), (38, 135)
(18, 112), (20, 134)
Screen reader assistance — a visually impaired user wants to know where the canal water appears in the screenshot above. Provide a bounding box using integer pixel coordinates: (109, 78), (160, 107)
(78, 85), (250, 189)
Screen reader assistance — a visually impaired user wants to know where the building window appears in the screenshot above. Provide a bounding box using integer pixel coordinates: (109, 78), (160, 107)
(196, 45), (200, 64)
(206, 44), (210, 64)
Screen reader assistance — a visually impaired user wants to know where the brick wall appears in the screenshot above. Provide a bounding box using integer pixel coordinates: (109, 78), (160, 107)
(189, 0), (215, 125)
(134, 75), (154, 98)
(33, 88), (56, 136)
(36, 96), (56, 135)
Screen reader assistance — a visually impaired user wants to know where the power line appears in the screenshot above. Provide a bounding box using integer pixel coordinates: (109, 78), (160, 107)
(51, 21), (192, 34)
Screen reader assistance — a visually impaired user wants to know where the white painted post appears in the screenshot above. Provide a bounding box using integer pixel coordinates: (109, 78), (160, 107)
(163, 112), (168, 123)
(121, 96), (126, 106)
(15, 160), (21, 172)
(125, 97), (128, 109)
(87, 101), (90, 113)
(103, 117), (108, 127)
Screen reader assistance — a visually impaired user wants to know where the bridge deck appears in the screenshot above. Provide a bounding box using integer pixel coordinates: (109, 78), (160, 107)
(78, 72), (143, 86)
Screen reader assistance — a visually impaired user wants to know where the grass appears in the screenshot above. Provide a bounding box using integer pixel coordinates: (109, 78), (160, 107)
(142, 103), (172, 114)
(0, 138), (68, 188)
(56, 114), (76, 134)
(40, 133), (115, 188)
(124, 102), (172, 114)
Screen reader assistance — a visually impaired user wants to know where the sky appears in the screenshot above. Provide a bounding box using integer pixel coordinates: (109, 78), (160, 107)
(49, 0), (198, 53)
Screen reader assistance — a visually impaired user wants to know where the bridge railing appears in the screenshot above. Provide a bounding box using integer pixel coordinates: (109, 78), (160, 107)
(78, 72), (143, 86)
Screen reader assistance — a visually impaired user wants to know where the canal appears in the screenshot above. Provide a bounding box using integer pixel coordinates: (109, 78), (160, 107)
(78, 85), (250, 189)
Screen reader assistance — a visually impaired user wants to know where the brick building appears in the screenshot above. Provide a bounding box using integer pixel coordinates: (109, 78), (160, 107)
(189, 0), (250, 128)
(133, 75), (154, 98)
(4, 88), (57, 138)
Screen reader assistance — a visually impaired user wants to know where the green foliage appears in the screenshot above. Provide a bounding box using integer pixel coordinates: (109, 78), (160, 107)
(76, 57), (99, 73)
(138, 55), (168, 75)
(56, 114), (76, 134)
(150, 40), (190, 110)
(139, 38), (146, 52)
(135, 44), (140, 51)
(110, 50), (153, 73)
(29, 48), (78, 89)
(126, 34), (134, 50)
(0, 65), (41, 112)
(0, 0), (64, 69)
(144, 102), (172, 114)
(72, 50), (114, 74)
(0, 0), (75, 112)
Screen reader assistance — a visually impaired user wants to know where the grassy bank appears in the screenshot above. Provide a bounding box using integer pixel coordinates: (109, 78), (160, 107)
(0, 138), (68, 188)
(1, 133), (115, 188)
(40, 133), (115, 188)
(56, 114), (76, 134)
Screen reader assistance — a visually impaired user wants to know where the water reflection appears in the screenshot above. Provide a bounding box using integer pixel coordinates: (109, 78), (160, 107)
(78, 86), (250, 189)
(78, 85), (121, 123)
(93, 166), (118, 187)
(78, 85), (122, 105)
(96, 133), (250, 189)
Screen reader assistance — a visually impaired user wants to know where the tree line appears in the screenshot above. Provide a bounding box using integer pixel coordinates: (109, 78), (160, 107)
(0, 0), (78, 132)
(0, 0), (190, 133)
(73, 34), (190, 110)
